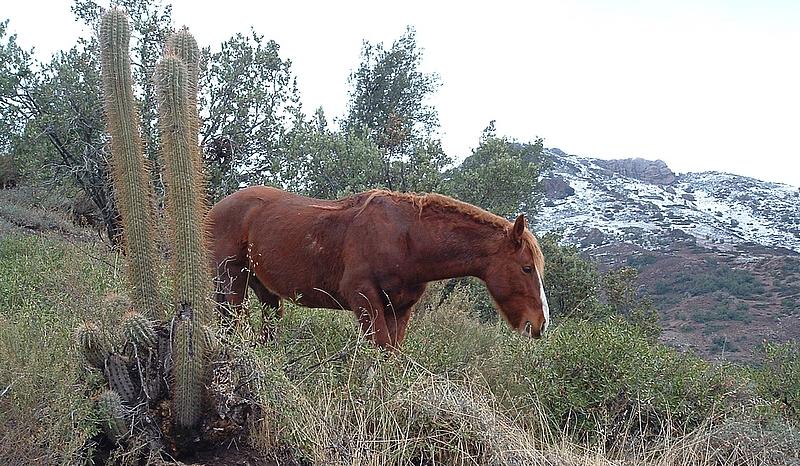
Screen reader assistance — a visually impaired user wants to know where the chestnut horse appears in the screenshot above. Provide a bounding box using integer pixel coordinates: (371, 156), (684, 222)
(209, 186), (549, 348)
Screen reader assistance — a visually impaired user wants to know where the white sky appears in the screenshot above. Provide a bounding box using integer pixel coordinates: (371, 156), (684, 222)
(5, 0), (800, 186)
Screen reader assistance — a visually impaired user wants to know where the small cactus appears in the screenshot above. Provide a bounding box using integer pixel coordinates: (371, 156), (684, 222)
(76, 322), (109, 369)
(105, 353), (138, 404)
(122, 311), (157, 350)
(97, 390), (129, 443)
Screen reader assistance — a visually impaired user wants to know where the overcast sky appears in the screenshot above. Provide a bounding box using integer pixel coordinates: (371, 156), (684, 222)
(5, 0), (800, 186)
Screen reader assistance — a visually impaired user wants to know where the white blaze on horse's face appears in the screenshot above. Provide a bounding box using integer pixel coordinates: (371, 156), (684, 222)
(539, 274), (550, 333)
(517, 271), (549, 338)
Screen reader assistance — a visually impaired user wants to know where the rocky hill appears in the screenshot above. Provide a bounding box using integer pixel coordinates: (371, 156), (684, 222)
(536, 148), (800, 360)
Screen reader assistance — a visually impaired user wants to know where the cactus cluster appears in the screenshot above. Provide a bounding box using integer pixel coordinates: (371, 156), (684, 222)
(74, 6), (251, 457)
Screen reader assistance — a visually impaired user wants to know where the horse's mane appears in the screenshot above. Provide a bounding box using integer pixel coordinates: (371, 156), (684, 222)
(351, 189), (545, 274)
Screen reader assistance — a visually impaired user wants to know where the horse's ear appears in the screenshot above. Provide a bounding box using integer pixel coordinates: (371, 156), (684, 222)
(512, 214), (526, 245)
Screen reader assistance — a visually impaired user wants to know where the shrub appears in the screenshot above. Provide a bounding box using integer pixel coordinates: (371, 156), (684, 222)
(753, 341), (800, 420)
(477, 317), (750, 444)
(0, 155), (20, 188)
(654, 265), (765, 299)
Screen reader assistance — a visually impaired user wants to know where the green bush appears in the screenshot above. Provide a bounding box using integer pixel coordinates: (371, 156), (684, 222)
(477, 317), (749, 443)
(691, 302), (752, 323)
(259, 296), (757, 450)
(654, 264), (764, 299)
(753, 341), (800, 420)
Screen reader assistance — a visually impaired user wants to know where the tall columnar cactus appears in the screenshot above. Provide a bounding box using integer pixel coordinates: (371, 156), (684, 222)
(99, 7), (161, 318)
(165, 28), (201, 171)
(155, 51), (213, 427)
(92, 9), (239, 446)
(155, 53), (212, 325)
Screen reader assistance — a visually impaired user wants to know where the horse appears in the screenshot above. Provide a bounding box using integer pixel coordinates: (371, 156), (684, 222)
(208, 186), (549, 348)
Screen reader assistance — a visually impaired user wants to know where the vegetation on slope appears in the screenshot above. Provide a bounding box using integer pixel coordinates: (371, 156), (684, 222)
(1, 228), (798, 465)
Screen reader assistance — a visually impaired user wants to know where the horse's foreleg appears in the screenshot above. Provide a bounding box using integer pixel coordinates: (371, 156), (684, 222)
(346, 286), (391, 348)
(388, 307), (415, 348)
(248, 278), (282, 341)
(384, 285), (426, 348)
(213, 259), (249, 329)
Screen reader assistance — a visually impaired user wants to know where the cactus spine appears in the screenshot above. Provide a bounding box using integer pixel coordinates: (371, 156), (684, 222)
(99, 7), (161, 319)
(156, 43), (212, 428)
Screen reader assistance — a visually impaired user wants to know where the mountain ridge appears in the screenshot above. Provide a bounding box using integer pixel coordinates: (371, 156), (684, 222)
(537, 148), (800, 254)
(535, 148), (800, 360)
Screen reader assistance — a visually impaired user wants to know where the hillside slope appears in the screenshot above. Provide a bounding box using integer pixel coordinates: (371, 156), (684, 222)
(536, 149), (800, 360)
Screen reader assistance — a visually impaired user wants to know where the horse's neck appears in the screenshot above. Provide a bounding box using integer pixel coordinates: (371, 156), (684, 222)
(411, 215), (500, 283)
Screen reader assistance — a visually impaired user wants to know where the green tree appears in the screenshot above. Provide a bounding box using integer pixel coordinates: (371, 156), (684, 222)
(0, 20), (31, 158)
(0, 22), (122, 240)
(200, 29), (300, 201)
(279, 109), (385, 199)
(343, 27), (450, 193)
(444, 121), (549, 218)
(0, 0), (175, 242)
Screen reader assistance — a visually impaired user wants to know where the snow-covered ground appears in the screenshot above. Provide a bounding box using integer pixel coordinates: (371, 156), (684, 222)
(537, 150), (800, 253)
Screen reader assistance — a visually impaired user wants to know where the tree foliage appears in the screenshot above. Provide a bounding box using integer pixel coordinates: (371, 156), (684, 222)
(278, 109), (385, 199)
(444, 121), (549, 218)
(200, 29), (300, 201)
(0, 0), (303, 240)
(342, 27), (450, 193)
(0, 22), (121, 240)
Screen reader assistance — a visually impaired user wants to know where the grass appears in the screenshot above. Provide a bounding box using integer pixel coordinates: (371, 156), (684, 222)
(0, 231), (798, 465)
(0, 234), (121, 464)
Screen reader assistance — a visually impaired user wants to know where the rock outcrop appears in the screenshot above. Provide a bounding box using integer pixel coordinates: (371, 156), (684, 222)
(593, 158), (676, 185)
(542, 175), (575, 200)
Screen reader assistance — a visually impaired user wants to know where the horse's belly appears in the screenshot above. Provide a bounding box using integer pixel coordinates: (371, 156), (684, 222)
(295, 290), (348, 310)
(252, 255), (345, 310)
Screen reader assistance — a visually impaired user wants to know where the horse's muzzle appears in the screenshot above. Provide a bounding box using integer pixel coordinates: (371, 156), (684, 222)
(521, 320), (545, 339)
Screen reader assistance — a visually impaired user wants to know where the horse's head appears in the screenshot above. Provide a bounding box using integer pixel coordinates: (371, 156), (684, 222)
(483, 214), (550, 338)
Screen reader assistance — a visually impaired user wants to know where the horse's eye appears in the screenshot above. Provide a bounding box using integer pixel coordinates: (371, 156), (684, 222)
(522, 265), (533, 274)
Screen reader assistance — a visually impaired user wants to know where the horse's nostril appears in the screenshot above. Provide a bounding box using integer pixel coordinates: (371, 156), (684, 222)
(540, 320), (547, 335)
(524, 320), (532, 336)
